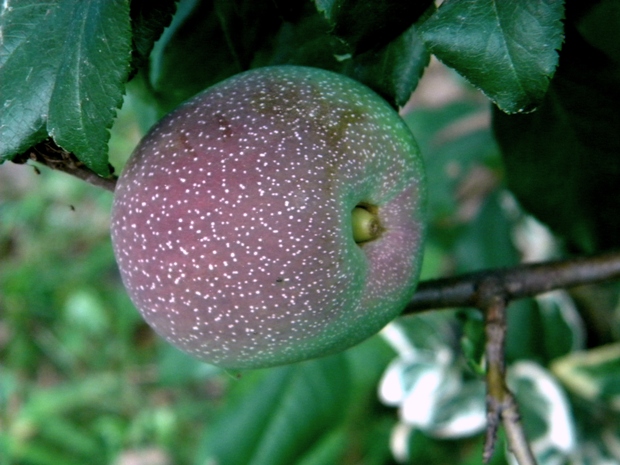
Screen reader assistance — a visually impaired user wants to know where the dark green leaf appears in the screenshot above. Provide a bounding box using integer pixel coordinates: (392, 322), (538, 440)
(343, 23), (431, 108)
(505, 299), (547, 362)
(494, 27), (620, 252)
(419, 0), (564, 113)
(295, 428), (348, 465)
(459, 309), (486, 374)
(259, 8), (341, 71)
(0, 0), (132, 176)
(129, 0), (177, 75)
(151, 0), (428, 112)
(314, 0), (434, 54)
(197, 354), (350, 465)
(148, 0), (240, 112)
(577, 0), (620, 63)
(213, 0), (287, 67)
(455, 191), (520, 270)
(149, 0), (283, 112)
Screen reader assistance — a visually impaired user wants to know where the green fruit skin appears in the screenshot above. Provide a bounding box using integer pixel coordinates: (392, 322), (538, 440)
(111, 65), (426, 370)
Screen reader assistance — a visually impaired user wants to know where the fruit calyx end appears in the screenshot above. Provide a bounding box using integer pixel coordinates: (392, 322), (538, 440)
(352, 204), (383, 244)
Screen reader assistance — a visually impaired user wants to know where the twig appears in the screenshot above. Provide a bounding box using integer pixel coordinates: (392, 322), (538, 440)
(12, 139), (117, 192)
(477, 278), (536, 465)
(401, 252), (620, 465)
(404, 250), (620, 314)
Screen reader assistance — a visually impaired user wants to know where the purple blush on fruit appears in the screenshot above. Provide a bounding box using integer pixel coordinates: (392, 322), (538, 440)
(111, 65), (426, 370)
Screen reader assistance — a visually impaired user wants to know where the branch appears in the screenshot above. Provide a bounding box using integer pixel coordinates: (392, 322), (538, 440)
(402, 252), (620, 465)
(12, 139), (117, 192)
(478, 279), (536, 465)
(404, 250), (620, 314)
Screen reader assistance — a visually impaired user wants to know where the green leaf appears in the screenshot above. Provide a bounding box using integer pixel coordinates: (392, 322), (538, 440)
(458, 310), (486, 374)
(493, 27), (620, 252)
(197, 354), (350, 465)
(129, 0), (177, 75)
(248, 4), (341, 72)
(536, 291), (585, 361)
(552, 343), (620, 409)
(0, 0), (132, 176)
(504, 298), (547, 362)
(419, 0), (564, 113)
(20, 374), (122, 418)
(295, 427), (348, 465)
(314, 0), (434, 54)
(455, 191), (520, 270)
(509, 361), (576, 463)
(343, 23), (431, 108)
(149, 0), (284, 113)
(157, 344), (221, 386)
(403, 100), (502, 229)
(151, 0), (429, 112)
(379, 317), (487, 438)
(577, 0), (620, 63)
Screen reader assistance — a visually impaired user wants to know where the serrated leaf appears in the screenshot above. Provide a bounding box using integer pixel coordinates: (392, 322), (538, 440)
(419, 0), (564, 114)
(314, 0), (434, 54)
(493, 28), (620, 252)
(198, 354), (350, 465)
(0, 0), (132, 176)
(129, 0), (177, 75)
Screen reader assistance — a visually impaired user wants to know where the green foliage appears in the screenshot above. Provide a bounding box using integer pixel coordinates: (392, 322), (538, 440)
(198, 354), (351, 465)
(0, 0), (132, 176)
(494, 2), (620, 252)
(128, 0), (177, 76)
(418, 0), (564, 114)
(2, 0), (620, 464)
(315, 0), (433, 54)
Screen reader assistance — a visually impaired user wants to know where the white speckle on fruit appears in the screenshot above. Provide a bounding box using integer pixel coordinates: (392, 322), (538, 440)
(111, 65), (425, 370)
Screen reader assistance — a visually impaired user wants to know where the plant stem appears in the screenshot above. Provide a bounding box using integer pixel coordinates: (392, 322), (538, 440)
(477, 279), (536, 465)
(404, 250), (620, 314)
(402, 252), (620, 465)
(12, 139), (117, 192)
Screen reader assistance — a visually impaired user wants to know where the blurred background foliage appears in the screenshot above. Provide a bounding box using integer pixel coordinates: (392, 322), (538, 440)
(2, 1), (620, 464)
